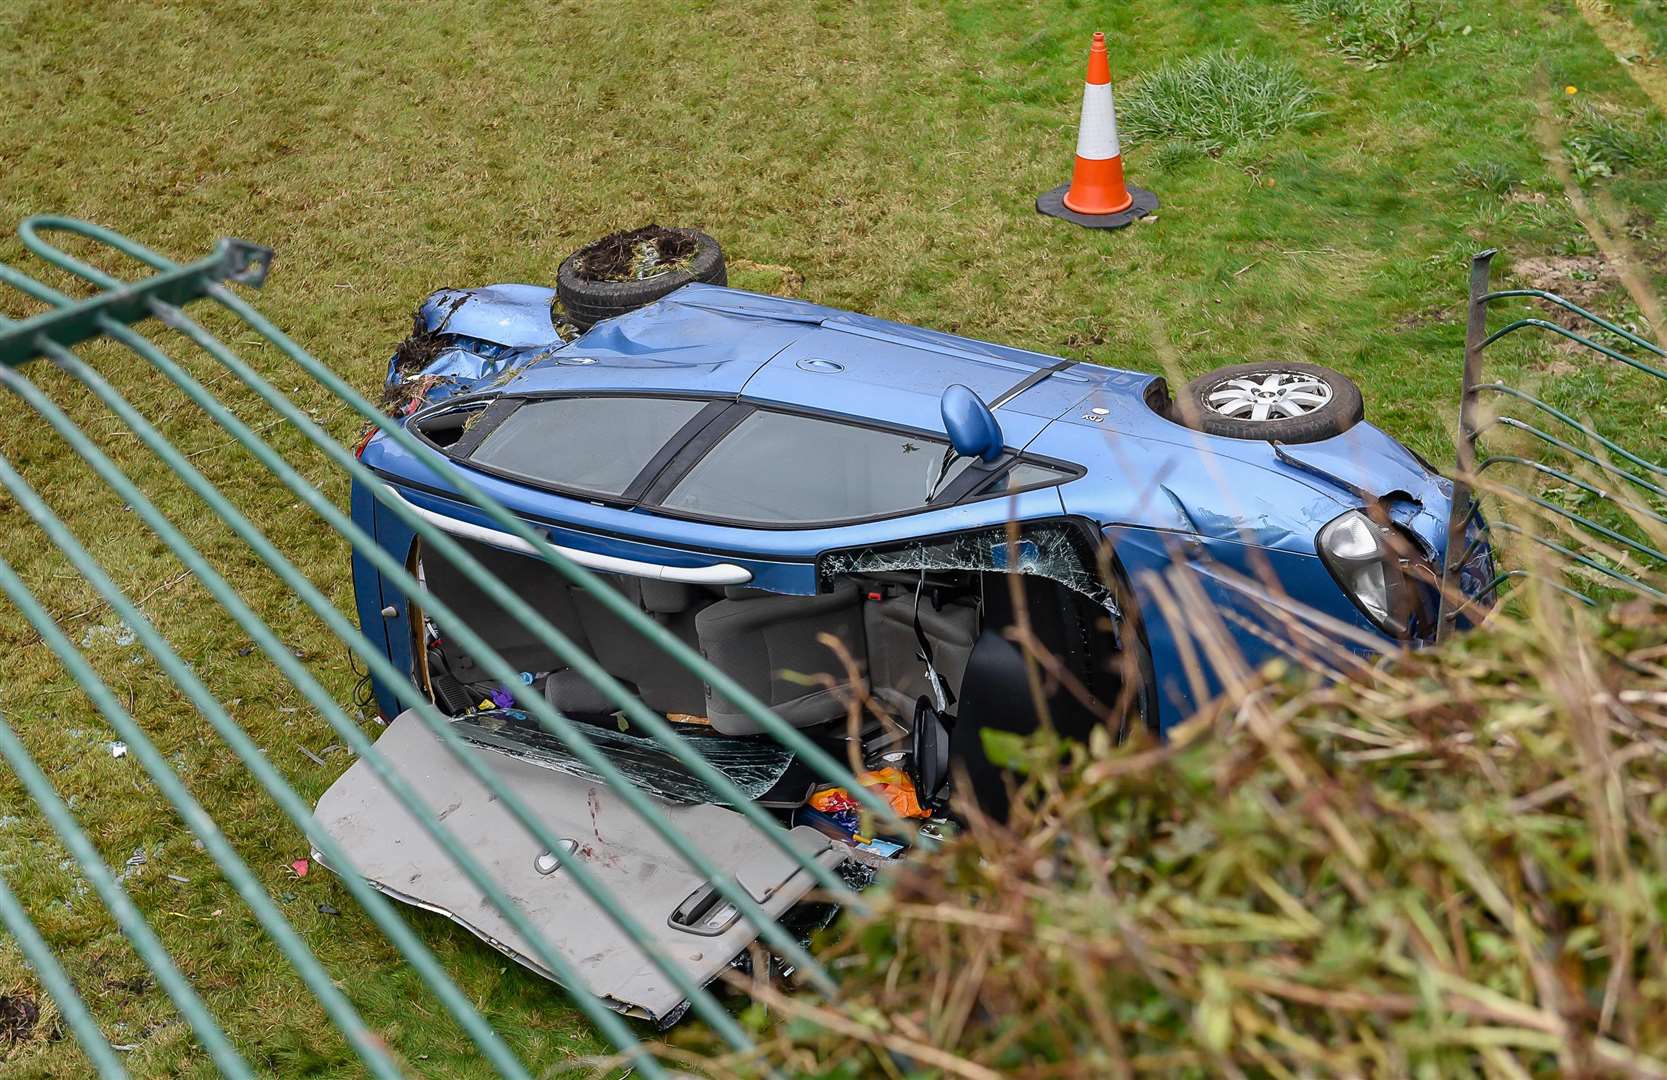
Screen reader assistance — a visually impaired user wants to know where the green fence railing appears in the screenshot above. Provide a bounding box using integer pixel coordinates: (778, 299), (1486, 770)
(1439, 249), (1667, 629)
(0, 216), (926, 1077)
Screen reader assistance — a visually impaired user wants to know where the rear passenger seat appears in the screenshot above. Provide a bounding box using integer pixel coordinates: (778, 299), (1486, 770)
(695, 583), (867, 735)
(567, 578), (711, 716)
(424, 538), (869, 733)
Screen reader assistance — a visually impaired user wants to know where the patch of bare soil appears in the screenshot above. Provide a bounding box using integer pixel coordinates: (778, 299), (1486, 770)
(1514, 253), (1620, 321)
(1512, 254), (1629, 363)
(0, 993), (39, 1048)
(1515, 253), (1616, 308)
(574, 225), (695, 283)
(1396, 303), (1452, 330)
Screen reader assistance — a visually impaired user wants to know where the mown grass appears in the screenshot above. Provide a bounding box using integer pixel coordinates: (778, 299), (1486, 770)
(0, 0), (1664, 1076)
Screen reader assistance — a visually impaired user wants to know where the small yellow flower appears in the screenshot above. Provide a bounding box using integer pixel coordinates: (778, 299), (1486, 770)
(1565, 85), (1578, 95)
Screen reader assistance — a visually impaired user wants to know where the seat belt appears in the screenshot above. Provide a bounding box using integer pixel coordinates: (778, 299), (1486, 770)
(913, 572), (953, 713)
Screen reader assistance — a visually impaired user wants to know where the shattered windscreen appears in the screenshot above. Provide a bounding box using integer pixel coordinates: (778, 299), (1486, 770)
(451, 711), (796, 805)
(819, 523), (1121, 617)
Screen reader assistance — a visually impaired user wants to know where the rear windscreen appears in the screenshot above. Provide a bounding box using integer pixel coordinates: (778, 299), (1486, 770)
(657, 411), (950, 523)
(468, 396), (708, 496)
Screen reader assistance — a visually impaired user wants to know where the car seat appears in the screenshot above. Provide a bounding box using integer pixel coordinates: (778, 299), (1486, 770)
(695, 583), (866, 735)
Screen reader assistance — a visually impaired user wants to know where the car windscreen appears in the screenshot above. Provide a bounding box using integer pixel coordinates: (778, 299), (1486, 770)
(656, 411), (952, 524)
(467, 396), (709, 497)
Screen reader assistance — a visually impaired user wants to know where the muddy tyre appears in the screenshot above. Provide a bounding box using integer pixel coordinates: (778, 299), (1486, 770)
(557, 226), (726, 330)
(1178, 362), (1363, 443)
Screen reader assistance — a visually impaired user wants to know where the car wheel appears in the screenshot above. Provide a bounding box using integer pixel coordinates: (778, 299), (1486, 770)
(1178, 361), (1363, 442)
(556, 226), (726, 331)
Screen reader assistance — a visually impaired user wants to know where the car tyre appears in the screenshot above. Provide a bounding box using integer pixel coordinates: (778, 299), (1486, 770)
(557, 227), (726, 331)
(1177, 361), (1363, 443)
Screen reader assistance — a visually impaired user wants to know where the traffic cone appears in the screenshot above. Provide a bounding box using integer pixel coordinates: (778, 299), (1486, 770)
(1037, 32), (1157, 230)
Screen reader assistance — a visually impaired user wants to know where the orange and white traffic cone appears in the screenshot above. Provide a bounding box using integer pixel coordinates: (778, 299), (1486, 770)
(1037, 31), (1157, 229)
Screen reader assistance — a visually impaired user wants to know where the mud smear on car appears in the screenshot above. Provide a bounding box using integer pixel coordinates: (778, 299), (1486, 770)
(574, 225), (697, 283)
(381, 294), (466, 413)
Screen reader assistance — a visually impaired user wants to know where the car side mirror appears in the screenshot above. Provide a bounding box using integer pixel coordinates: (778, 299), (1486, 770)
(940, 384), (1003, 463)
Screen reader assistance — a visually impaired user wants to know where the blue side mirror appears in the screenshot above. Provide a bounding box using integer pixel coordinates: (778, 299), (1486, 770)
(940, 384), (1004, 463)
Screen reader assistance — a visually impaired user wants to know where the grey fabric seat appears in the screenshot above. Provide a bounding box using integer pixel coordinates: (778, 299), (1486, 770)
(424, 538), (593, 677)
(863, 593), (978, 710)
(695, 583), (866, 735)
(568, 576), (711, 716)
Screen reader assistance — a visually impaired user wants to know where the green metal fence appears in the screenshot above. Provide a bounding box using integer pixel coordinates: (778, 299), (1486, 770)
(0, 217), (928, 1077)
(1439, 249), (1667, 630)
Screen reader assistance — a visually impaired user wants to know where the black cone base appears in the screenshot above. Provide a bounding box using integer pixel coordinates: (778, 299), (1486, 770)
(1036, 182), (1158, 229)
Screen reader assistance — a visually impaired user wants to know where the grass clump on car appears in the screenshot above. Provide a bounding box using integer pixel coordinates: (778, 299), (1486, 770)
(690, 598), (1667, 1078)
(1118, 49), (1319, 155)
(572, 224), (699, 283)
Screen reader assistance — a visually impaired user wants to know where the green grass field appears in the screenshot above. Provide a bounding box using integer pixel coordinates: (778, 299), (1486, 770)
(1, 0), (1664, 1075)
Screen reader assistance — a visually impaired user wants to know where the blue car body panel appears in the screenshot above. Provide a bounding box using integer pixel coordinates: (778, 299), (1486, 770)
(357, 280), (1467, 733)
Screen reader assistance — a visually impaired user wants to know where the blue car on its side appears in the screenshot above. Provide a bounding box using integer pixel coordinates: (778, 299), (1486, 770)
(349, 279), (1494, 811)
(318, 270), (1501, 1017)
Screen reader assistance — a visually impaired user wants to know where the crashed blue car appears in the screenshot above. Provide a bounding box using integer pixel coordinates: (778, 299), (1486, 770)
(354, 278), (1490, 737)
(325, 274), (1494, 1017)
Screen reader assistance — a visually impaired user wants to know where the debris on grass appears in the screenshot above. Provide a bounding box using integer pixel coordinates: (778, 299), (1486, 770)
(0, 993), (40, 1049)
(81, 621), (136, 650)
(118, 849), (146, 881)
(289, 858), (310, 878)
(571, 225), (696, 283)
(107, 741), (127, 759)
(1118, 50), (1319, 155)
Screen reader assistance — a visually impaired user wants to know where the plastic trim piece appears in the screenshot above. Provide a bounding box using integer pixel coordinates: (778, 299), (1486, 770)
(388, 488), (753, 585)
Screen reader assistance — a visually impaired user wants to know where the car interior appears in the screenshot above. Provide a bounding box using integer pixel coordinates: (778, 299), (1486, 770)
(408, 533), (1140, 827)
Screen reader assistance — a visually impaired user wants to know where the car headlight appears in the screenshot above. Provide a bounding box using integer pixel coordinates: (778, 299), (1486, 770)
(1317, 510), (1430, 636)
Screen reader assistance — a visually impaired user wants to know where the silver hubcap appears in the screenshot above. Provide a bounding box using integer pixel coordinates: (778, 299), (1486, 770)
(1204, 371), (1333, 422)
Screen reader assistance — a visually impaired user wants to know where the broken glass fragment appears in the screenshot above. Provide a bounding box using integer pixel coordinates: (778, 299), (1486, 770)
(819, 523), (1121, 618)
(451, 711), (795, 805)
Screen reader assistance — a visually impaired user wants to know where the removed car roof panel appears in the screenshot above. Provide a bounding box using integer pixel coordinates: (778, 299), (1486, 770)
(311, 711), (842, 1022)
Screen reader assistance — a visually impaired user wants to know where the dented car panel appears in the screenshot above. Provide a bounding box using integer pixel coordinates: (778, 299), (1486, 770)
(418, 284), (566, 349)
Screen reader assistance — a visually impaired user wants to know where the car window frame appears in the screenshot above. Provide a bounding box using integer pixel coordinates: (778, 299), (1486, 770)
(407, 391), (1083, 527)
(637, 400), (1085, 529)
(409, 390), (731, 507)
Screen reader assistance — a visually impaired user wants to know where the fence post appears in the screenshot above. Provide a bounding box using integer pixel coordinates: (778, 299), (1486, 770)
(1438, 250), (1496, 639)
